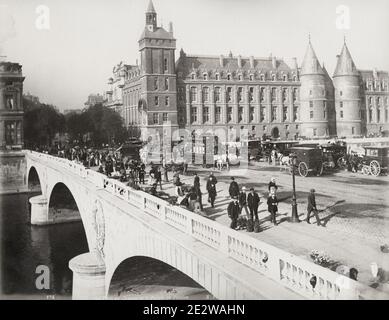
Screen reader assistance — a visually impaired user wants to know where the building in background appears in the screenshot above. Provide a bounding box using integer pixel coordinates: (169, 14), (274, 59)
(0, 61), (25, 150)
(104, 0), (389, 141)
(84, 93), (104, 107)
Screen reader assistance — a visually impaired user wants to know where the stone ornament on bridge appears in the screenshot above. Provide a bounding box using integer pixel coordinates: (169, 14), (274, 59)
(91, 199), (105, 259)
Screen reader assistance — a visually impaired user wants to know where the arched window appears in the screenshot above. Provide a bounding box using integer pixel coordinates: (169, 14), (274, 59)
(249, 74), (254, 81)
(283, 74), (287, 82)
(272, 74), (276, 81)
(203, 73), (208, 80)
(227, 74), (232, 81)
(260, 74), (265, 81)
(238, 74), (243, 81)
(215, 73), (220, 80)
(191, 73), (195, 80)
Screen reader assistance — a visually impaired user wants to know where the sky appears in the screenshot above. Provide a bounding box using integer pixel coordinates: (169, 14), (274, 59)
(1, 0), (388, 111)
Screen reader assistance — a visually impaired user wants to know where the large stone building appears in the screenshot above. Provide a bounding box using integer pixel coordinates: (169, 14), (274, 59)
(0, 61), (25, 150)
(104, 0), (389, 142)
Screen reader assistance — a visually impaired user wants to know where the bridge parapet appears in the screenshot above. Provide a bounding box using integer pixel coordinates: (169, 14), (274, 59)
(25, 150), (388, 300)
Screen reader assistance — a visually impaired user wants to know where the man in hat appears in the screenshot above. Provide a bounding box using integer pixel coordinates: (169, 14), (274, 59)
(268, 177), (278, 194)
(193, 172), (200, 189)
(306, 189), (323, 226)
(247, 187), (260, 221)
(238, 187), (249, 218)
(229, 177), (240, 199)
(206, 174), (217, 208)
(267, 191), (278, 226)
(227, 196), (240, 229)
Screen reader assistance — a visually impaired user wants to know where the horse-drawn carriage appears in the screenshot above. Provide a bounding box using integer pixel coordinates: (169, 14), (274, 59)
(288, 147), (324, 177)
(320, 143), (348, 170)
(359, 146), (389, 177)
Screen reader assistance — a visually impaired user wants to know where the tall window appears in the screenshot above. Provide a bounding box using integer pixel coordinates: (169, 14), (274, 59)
(203, 107), (209, 122)
(164, 58), (168, 72)
(250, 107), (255, 122)
(309, 101), (313, 108)
(310, 111), (313, 119)
(5, 121), (21, 145)
(249, 74), (254, 81)
(283, 88), (288, 102)
(190, 87), (197, 102)
(385, 108), (388, 123)
(165, 96), (169, 106)
(260, 74), (265, 81)
(215, 107), (221, 122)
(238, 107), (243, 122)
(238, 75), (242, 81)
(154, 78), (158, 90)
(271, 88), (277, 101)
(155, 96), (159, 106)
(202, 87), (209, 102)
(227, 74), (232, 81)
(191, 107), (197, 123)
(271, 106), (277, 121)
(283, 106), (288, 121)
(237, 87), (243, 102)
(293, 106), (298, 121)
(226, 87), (232, 102)
(369, 108), (373, 122)
(340, 110), (344, 119)
(293, 88), (298, 102)
(163, 113), (168, 122)
(227, 107), (233, 122)
(352, 127), (355, 135)
(249, 87), (254, 102)
(377, 108), (381, 122)
(313, 128), (317, 136)
(260, 107), (265, 122)
(340, 101), (343, 108)
(165, 78), (169, 90)
(203, 73), (208, 80)
(215, 74), (220, 80)
(214, 87), (221, 102)
(153, 113), (159, 124)
(260, 87), (265, 102)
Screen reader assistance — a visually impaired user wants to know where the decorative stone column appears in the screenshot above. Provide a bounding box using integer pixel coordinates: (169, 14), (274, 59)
(69, 252), (106, 300)
(29, 195), (48, 225)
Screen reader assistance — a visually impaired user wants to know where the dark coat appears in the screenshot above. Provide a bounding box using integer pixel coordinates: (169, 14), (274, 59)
(238, 192), (247, 206)
(194, 176), (200, 188)
(229, 181), (240, 197)
(307, 193), (316, 211)
(247, 192), (260, 210)
(207, 182), (217, 196)
(227, 201), (240, 219)
(267, 195), (278, 212)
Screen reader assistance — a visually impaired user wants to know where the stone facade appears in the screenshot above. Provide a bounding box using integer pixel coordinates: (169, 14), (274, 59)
(0, 61), (25, 149)
(105, 1), (389, 141)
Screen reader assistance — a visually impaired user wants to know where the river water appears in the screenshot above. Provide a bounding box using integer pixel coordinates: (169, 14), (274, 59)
(0, 193), (212, 300)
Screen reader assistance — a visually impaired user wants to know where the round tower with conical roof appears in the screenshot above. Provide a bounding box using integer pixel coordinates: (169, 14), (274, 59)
(333, 41), (362, 137)
(299, 38), (331, 138)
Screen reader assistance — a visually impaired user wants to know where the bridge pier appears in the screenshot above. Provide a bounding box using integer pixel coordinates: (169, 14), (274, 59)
(69, 252), (106, 300)
(29, 195), (49, 225)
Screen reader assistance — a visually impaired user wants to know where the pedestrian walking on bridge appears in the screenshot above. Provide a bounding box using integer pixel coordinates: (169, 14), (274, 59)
(228, 197), (240, 229)
(306, 189), (324, 227)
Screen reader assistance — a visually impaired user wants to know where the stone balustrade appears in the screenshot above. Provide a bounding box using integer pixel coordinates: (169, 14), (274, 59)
(26, 150), (387, 300)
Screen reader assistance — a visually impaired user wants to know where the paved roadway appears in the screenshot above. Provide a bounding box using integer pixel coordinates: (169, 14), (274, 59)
(149, 161), (389, 295)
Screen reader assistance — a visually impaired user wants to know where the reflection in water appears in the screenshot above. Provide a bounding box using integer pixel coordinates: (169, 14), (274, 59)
(1, 193), (212, 300)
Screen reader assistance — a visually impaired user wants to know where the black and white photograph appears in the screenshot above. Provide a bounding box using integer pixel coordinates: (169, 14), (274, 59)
(0, 0), (389, 304)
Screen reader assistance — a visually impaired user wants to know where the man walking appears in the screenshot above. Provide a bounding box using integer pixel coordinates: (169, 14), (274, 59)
(206, 177), (217, 208)
(267, 192), (278, 226)
(247, 187), (260, 221)
(227, 196), (240, 229)
(306, 189), (323, 226)
(229, 177), (240, 199)
(155, 167), (163, 190)
(193, 172), (200, 189)
(238, 187), (249, 218)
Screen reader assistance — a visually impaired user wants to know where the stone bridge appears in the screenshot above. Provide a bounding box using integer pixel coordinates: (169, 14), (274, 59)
(25, 150), (381, 300)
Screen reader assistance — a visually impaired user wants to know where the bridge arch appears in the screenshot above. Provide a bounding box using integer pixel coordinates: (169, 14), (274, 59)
(27, 166), (42, 192)
(108, 255), (212, 299)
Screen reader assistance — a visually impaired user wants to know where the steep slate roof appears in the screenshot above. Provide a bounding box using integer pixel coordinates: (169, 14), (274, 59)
(359, 69), (389, 80)
(176, 54), (293, 77)
(147, 0), (156, 13)
(139, 26), (175, 40)
(333, 43), (359, 77)
(300, 41), (325, 75)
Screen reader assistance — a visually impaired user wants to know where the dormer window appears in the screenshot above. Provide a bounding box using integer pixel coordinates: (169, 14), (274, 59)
(260, 74), (265, 81)
(283, 75), (287, 82)
(191, 73), (195, 80)
(293, 76), (297, 82)
(238, 74), (243, 81)
(227, 74), (232, 81)
(272, 74), (276, 81)
(203, 73), (208, 80)
(215, 74), (220, 80)
(249, 74), (254, 81)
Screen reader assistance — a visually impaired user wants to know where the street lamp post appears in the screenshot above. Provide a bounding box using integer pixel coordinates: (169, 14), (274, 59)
(290, 153), (300, 223)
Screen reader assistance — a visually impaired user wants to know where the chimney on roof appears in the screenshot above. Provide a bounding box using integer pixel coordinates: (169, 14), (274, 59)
(373, 68), (378, 79)
(169, 21), (173, 34)
(237, 55), (242, 68)
(219, 55), (224, 67)
(272, 56), (277, 69)
(249, 56), (254, 68)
